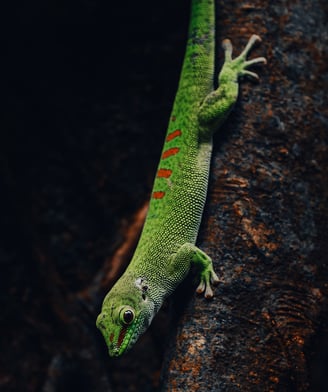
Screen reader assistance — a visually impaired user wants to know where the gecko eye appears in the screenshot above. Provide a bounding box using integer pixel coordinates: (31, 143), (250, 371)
(119, 307), (135, 326)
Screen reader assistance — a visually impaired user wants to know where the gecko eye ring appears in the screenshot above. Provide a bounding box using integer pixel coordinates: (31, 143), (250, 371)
(119, 307), (135, 326)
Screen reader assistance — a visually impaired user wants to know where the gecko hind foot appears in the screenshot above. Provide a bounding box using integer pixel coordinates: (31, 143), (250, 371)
(220, 34), (267, 82)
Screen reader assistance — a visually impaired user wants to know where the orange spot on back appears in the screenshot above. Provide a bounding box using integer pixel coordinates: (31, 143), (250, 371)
(109, 333), (114, 343)
(152, 191), (165, 199)
(157, 168), (172, 178)
(162, 147), (180, 159)
(166, 129), (182, 142)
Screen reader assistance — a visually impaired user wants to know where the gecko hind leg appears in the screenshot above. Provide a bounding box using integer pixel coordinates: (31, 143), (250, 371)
(222, 34), (267, 80)
(198, 34), (266, 132)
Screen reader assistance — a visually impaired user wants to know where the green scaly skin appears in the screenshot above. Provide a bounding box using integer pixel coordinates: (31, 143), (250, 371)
(96, 0), (266, 357)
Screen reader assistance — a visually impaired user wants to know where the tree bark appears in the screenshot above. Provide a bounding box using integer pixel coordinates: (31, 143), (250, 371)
(161, 0), (328, 391)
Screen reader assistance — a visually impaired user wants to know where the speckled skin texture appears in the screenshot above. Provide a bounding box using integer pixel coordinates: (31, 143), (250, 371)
(96, 0), (265, 357)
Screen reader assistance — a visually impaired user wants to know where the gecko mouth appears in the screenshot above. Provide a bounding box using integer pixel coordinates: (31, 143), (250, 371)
(110, 318), (144, 357)
(117, 327), (127, 349)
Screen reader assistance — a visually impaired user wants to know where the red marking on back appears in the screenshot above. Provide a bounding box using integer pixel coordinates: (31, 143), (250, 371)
(157, 168), (172, 178)
(166, 129), (182, 142)
(117, 328), (127, 347)
(162, 147), (180, 159)
(152, 191), (165, 199)
(109, 333), (114, 343)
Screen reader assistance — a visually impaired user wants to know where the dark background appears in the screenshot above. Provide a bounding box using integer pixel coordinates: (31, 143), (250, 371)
(2, 1), (189, 391)
(1, 0), (327, 391)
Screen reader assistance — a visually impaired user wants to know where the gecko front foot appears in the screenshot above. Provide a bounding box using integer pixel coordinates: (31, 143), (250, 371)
(196, 264), (220, 299)
(190, 247), (220, 299)
(170, 243), (220, 299)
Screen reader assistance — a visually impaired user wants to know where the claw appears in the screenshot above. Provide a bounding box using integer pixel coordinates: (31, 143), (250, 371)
(222, 38), (233, 61)
(211, 270), (220, 285)
(240, 70), (260, 80)
(196, 269), (220, 299)
(205, 285), (214, 299)
(196, 280), (205, 294)
(241, 34), (262, 58)
(245, 56), (267, 67)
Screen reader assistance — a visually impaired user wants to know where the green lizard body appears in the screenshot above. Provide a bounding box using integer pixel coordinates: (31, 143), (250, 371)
(97, 0), (266, 357)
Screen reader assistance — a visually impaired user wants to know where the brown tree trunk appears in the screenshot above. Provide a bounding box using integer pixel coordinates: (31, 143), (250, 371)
(161, 0), (328, 390)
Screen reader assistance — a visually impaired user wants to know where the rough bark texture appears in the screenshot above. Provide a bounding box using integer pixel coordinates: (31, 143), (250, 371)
(162, 0), (328, 390)
(0, 0), (327, 391)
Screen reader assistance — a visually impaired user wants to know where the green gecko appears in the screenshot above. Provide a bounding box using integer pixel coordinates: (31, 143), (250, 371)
(96, 0), (266, 357)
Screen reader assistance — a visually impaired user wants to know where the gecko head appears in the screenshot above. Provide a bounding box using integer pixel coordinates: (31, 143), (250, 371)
(96, 282), (156, 357)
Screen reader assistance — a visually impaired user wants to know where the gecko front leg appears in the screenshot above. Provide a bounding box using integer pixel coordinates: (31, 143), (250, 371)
(167, 243), (220, 299)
